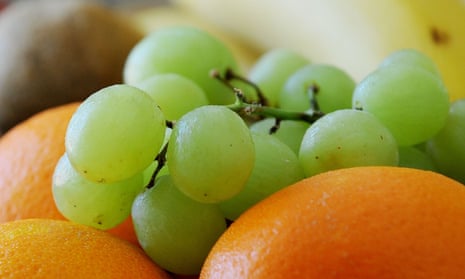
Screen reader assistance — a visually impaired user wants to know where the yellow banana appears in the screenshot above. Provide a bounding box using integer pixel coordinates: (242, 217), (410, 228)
(173, 0), (465, 101)
(127, 5), (261, 71)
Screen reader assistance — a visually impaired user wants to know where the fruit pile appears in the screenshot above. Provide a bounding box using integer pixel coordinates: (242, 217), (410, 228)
(49, 25), (465, 276)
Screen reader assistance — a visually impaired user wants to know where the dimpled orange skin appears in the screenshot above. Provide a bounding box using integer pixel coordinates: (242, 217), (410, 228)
(0, 219), (171, 279)
(200, 166), (465, 278)
(0, 103), (138, 244)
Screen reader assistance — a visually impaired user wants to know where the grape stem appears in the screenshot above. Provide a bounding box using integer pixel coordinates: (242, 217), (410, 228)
(146, 143), (168, 189)
(308, 83), (320, 111)
(223, 68), (270, 106)
(146, 69), (325, 187)
(227, 92), (324, 124)
(212, 68), (324, 125)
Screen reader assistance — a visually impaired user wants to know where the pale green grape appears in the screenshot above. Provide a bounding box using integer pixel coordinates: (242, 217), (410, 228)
(65, 84), (166, 183)
(248, 48), (310, 106)
(167, 105), (255, 203)
(123, 26), (239, 105)
(426, 99), (465, 184)
(135, 73), (209, 120)
(132, 175), (227, 275)
(352, 64), (449, 146)
(299, 109), (399, 177)
(52, 154), (144, 230)
(249, 118), (309, 154)
(398, 146), (436, 171)
(279, 63), (356, 113)
(220, 132), (305, 220)
(379, 48), (440, 76)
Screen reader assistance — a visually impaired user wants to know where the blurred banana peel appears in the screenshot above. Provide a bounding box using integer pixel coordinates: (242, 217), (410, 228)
(166, 0), (465, 101)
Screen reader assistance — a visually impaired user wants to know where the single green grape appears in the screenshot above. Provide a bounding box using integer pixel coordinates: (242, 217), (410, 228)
(249, 118), (310, 154)
(279, 63), (356, 113)
(52, 154), (144, 230)
(398, 146), (436, 171)
(123, 26), (239, 105)
(352, 64), (449, 146)
(134, 73), (209, 120)
(379, 48), (440, 76)
(167, 105), (255, 203)
(132, 175), (227, 275)
(248, 48), (310, 106)
(65, 84), (166, 183)
(299, 109), (399, 177)
(426, 99), (465, 184)
(220, 132), (305, 220)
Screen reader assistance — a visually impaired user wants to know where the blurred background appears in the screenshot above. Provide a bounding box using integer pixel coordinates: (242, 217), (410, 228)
(0, 0), (174, 134)
(0, 0), (169, 9)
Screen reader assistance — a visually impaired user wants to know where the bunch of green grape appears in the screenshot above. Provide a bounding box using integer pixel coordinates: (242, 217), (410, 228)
(52, 26), (465, 277)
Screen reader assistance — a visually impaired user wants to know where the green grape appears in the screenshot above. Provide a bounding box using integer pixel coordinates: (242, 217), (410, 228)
(379, 48), (440, 76)
(132, 175), (227, 275)
(52, 154), (144, 230)
(134, 73), (209, 120)
(398, 146), (436, 171)
(123, 26), (239, 105)
(220, 132), (305, 220)
(249, 118), (310, 154)
(299, 109), (399, 177)
(65, 84), (166, 183)
(426, 99), (465, 184)
(279, 63), (356, 113)
(248, 48), (310, 106)
(352, 64), (449, 146)
(167, 105), (255, 203)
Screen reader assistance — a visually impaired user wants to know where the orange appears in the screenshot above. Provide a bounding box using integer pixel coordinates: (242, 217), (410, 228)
(0, 103), (138, 244)
(201, 166), (465, 278)
(0, 218), (171, 279)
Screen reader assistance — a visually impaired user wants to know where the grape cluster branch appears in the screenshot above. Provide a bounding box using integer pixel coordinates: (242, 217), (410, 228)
(211, 68), (325, 125)
(147, 68), (325, 188)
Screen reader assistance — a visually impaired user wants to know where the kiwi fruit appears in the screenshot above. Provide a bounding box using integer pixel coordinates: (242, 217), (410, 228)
(0, 0), (144, 134)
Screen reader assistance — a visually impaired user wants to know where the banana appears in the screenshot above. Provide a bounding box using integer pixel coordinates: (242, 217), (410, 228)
(173, 0), (465, 101)
(127, 5), (262, 71)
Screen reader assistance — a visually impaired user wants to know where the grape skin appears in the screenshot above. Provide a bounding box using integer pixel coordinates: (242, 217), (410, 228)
(280, 63), (356, 113)
(426, 99), (465, 184)
(248, 48), (310, 106)
(352, 64), (449, 146)
(134, 73), (209, 120)
(132, 175), (226, 275)
(65, 84), (166, 184)
(299, 109), (399, 177)
(123, 26), (239, 105)
(167, 105), (255, 203)
(53, 154), (144, 230)
(220, 132), (305, 220)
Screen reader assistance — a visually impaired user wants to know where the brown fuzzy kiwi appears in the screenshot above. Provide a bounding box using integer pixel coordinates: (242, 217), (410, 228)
(0, 0), (143, 134)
